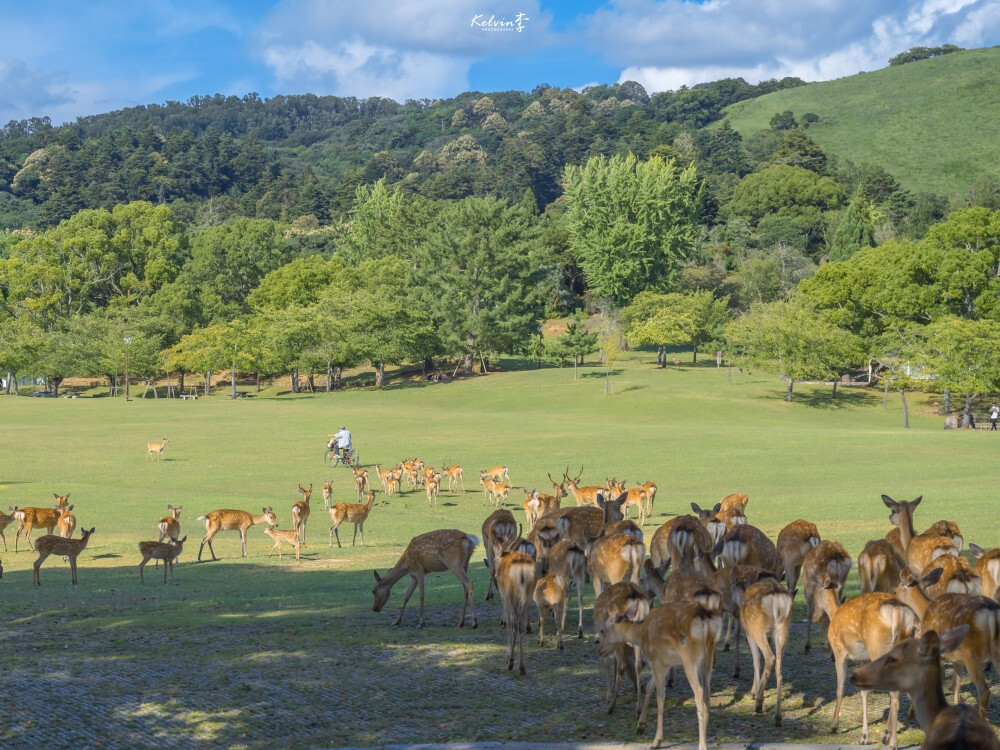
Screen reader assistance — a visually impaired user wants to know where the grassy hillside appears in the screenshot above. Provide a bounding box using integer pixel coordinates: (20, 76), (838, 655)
(2, 352), (998, 748)
(723, 46), (1000, 197)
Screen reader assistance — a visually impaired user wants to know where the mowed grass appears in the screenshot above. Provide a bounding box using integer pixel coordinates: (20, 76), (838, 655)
(722, 46), (1000, 197)
(1, 352), (998, 749)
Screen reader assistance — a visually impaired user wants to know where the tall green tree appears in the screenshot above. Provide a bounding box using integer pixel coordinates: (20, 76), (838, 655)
(830, 192), (878, 262)
(556, 309), (598, 379)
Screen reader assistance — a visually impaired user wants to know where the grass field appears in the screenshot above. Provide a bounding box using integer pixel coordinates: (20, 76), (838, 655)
(722, 46), (1000, 198)
(2, 352), (998, 750)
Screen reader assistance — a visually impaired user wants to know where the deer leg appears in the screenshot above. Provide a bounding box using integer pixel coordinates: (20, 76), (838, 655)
(962, 655), (990, 717)
(680, 655), (710, 750)
(633, 645), (644, 714)
(723, 611), (733, 651)
(804, 592), (814, 653)
(557, 599), (566, 651)
(518, 608), (528, 675)
(733, 616), (743, 678)
(359, 523), (365, 547)
(831, 652), (846, 733)
(164, 557), (169, 583)
(240, 529), (248, 558)
(758, 635), (778, 717)
(637, 673), (656, 735)
(70, 557), (78, 585)
(0, 529), (5, 551)
(139, 556), (149, 583)
(605, 653), (620, 713)
(329, 524), (336, 548)
(577, 574), (585, 637)
(774, 622), (788, 727)
(952, 661), (965, 705)
(747, 632), (763, 705)
(653, 664), (670, 749)
(450, 562), (476, 628)
(537, 604), (546, 647)
(505, 605), (516, 671)
(884, 690), (899, 750)
(393, 575), (419, 626)
(352, 525), (358, 546)
(416, 573), (427, 627)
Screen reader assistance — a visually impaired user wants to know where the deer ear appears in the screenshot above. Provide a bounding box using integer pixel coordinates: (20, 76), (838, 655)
(712, 539), (724, 557)
(881, 494), (897, 510)
(918, 630), (941, 658)
(68, 505), (73, 511)
(923, 567), (945, 586)
(167, 504), (173, 510)
(938, 624), (969, 653)
(65, 493), (70, 500)
(691, 502), (702, 514)
(372, 570), (382, 582)
(643, 558), (654, 573)
(970, 543), (986, 559)
(89, 528), (95, 534)
(712, 503), (721, 514)
(180, 536), (188, 543)
(54, 493), (59, 499)
(912, 495), (922, 508)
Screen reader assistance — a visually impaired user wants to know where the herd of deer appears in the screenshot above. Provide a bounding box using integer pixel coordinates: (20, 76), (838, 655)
(371, 487), (1000, 750)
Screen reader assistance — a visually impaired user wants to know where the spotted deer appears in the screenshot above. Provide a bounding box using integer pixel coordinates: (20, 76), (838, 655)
(593, 582), (649, 714)
(482, 465), (510, 483)
(859, 539), (908, 594)
(740, 579), (794, 725)
(608, 479), (648, 526)
(882, 495), (960, 575)
(321, 481), (333, 510)
(14, 493), (70, 551)
(352, 468), (368, 500)
(534, 572), (568, 650)
(776, 519), (821, 597)
(139, 535), (187, 582)
(196, 507), (278, 560)
(32, 527), (96, 585)
(969, 544), (1000, 600)
(547, 538), (587, 638)
(329, 491), (376, 548)
(714, 524), (779, 573)
(292, 483), (312, 545)
(263, 524), (301, 560)
(146, 437), (169, 461)
(158, 504), (182, 543)
(588, 532), (645, 598)
(371, 529), (478, 628)
(494, 537), (537, 674)
(563, 466), (605, 507)
(801, 540), (853, 653)
(918, 555), (980, 599)
(442, 464), (465, 493)
(649, 515), (715, 575)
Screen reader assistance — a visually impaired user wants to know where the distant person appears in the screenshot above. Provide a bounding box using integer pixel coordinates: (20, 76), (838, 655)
(990, 403), (999, 431)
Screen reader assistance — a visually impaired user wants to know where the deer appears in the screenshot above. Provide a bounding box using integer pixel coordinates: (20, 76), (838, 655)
(263, 524), (301, 561)
(605, 518), (642, 541)
(14, 493), (70, 551)
(812, 575), (918, 749)
(139, 535), (187, 582)
(555, 493), (627, 551)
(321, 481), (333, 510)
(859, 538), (909, 594)
(196, 507), (278, 560)
(482, 509), (517, 600)
(713, 564), (779, 678)
(480, 475), (505, 506)
(371, 528), (478, 628)
(32, 527), (96, 585)
(329, 491), (376, 548)
(720, 493), (749, 516)
(292, 483), (312, 545)
(969, 544), (1000, 600)
(714, 524), (779, 574)
(649, 514), (715, 574)
(801, 540), (853, 653)
(482, 465), (509, 483)
(57, 503), (76, 538)
(157, 504), (182, 543)
(588, 532), (645, 598)
(441, 464), (465, 493)
(351, 469), (368, 500)
(385, 468), (401, 498)
(692, 502), (727, 545)
(494, 537), (537, 674)
(740, 578), (794, 725)
(563, 466), (605, 507)
(534, 572), (568, 650)
(775, 519), (820, 597)
(600, 595), (722, 750)
(918, 555), (980, 598)
(593, 582), (649, 715)
(374, 465), (393, 493)
(0, 507), (15, 551)
(146, 437), (169, 460)
(608, 479), (649, 526)
(638, 481), (658, 519)
(546, 538), (587, 638)
(882, 495), (960, 575)
(523, 474), (564, 529)
(852, 626), (1000, 750)
(425, 474), (441, 507)
(887, 518), (964, 558)
(421, 464), (437, 486)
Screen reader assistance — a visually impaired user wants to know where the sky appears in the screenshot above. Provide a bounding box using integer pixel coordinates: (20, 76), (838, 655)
(1, 0), (998, 124)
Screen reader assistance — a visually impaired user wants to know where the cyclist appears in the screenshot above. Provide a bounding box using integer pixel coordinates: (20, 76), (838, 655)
(328, 425), (352, 460)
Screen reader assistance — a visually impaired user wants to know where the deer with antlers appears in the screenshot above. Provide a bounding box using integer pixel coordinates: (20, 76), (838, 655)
(196, 507), (277, 560)
(139, 535), (187, 582)
(441, 464), (465, 493)
(852, 625), (1000, 750)
(740, 578), (794, 725)
(563, 467), (605, 507)
(32, 527), (96, 585)
(292, 483), (312, 545)
(146, 437), (169, 461)
(13, 493), (70, 551)
(263, 524), (301, 561)
(329, 491), (376, 548)
(372, 528), (478, 628)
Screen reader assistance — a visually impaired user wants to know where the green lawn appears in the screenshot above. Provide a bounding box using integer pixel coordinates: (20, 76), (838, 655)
(722, 46), (1000, 198)
(1, 352), (997, 749)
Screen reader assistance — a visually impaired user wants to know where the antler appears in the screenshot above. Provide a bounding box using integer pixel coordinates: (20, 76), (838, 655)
(574, 466), (584, 482)
(547, 472), (558, 486)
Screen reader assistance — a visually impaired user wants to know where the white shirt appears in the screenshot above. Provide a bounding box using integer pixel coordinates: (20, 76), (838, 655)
(335, 429), (352, 448)
(991, 407), (999, 420)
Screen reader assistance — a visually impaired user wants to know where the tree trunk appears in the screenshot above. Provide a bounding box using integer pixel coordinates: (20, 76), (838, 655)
(962, 395), (976, 429)
(334, 366), (342, 390)
(716, 351), (722, 370)
(231, 368), (237, 399)
(204, 371), (211, 396)
(307, 372), (315, 392)
(423, 357), (434, 377)
(256, 372), (261, 392)
(51, 376), (63, 396)
(326, 362), (333, 392)
(108, 374), (116, 398)
(832, 380), (838, 398)
(943, 389), (951, 415)
(785, 378), (793, 402)
(692, 345), (697, 364)
(573, 357), (578, 380)
(480, 352), (489, 373)
(900, 389), (909, 429)
(290, 367), (300, 393)
(656, 346), (664, 366)
(375, 363), (386, 389)
(883, 382), (889, 409)
(5, 372), (12, 395)
(463, 352), (473, 375)
(178, 370), (185, 393)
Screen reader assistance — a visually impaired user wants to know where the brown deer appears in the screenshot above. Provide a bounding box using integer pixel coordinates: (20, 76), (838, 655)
(887, 519), (964, 558)
(720, 493), (749, 516)
(328, 491), (376, 548)
(547, 539), (587, 638)
(32, 527), (96, 585)
(649, 514), (714, 574)
(138, 535), (187, 582)
(883, 495), (960, 574)
(157, 504), (182, 543)
(14, 493), (70, 551)
(57, 503), (76, 538)
(600, 596), (722, 750)
(146, 437), (169, 460)
(555, 493), (627, 550)
(263, 524), (301, 561)
(859, 538), (909, 594)
(604, 519), (642, 541)
(374, 465), (393, 493)
(813, 576), (918, 749)
(608, 479), (648, 526)
(593, 582), (649, 714)
(638, 481), (658, 519)
(482, 509), (517, 600)
(692, 502), (727, 546)
(482, 465), (510, 483)
(292, 483), (312, 545)
(523, 474), (564, 529)
(371, 528), (478, 628)
(0, 507), (15, 551)
(776, 519), (820, 597)
(919, 555), (980, 598)
(588, 532), (645, 598)
(425, 474), (441, 507)
(713, 564), (779, 678)
(740, 578), (794, 725)
(715, 524), (779, 573)
(352, 468), (368, 500)
(442, 464), (465, 493)
(970, 544), (1000, 600)
(494, 539), (537, 674)
(321, 481), (333, 510)
(563, 466), (604, 507)
(480, 476), (511, 508)
(196, 507), (278, 560)
(801, 540), (853, 653)
(534, 572), (568, 650)
(852, 626), (1000, 750)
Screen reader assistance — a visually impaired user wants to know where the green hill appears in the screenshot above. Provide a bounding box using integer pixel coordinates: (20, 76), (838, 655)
(723, 46), (1000, 197)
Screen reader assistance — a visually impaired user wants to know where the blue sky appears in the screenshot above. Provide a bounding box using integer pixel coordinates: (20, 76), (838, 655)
(1, 0), (998, 124)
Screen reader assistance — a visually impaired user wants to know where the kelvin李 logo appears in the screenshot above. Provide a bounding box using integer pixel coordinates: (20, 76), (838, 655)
(471, 12), (529, 32)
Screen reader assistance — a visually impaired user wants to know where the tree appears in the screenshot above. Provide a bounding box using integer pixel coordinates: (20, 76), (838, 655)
(769, 111), (797, 131)
(918, 317), (1000, 427)
(726, 165), (842, 224)
(725, 300), (864, 401)
(623, 290), (730, 365)
(563, 153), (699, 305)
(772, 130), (828, 173)
(597, 303), (623, 395)
(829, 192), (878, 262)
(557, 309), (598, 379)
(889, 45), (963, 66)
(0, 317), (41, 394)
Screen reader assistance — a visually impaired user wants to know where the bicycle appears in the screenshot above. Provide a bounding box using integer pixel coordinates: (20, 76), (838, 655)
(325, 446), (360, 468)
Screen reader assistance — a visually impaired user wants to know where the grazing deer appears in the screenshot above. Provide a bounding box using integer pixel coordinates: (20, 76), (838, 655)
(14, 493), (70, 551)
(329, 491), (376, 548)
(292, 483), (312, 545)
(740, 579), (794, 725)
(371, 528), (478, 628)
(801, 540), (853, 653)
(425, 474), (441, 507)
(715, 524), (779, 574)
(196, 507), (278, 560)
(0, 507), (15, 551)
(32, 527), (96, 585)
(264, 524), (301, 561)
(776, 519), (821, 597)
(494, 538), (537, 674)
(563, 466), (604, 507)
(919, 555), (980, 598)
(970, 544), (1000, 600)
(883, 495), (960, 574)
(601, 596), (722, 750)
(851, 626), (1000, 750)
(352, 468), (368, 500)
(813, 576), (918, 749)
(859, 538), (908, 594)
(638, 481), (658, 519)
(139, 535), (187, 582)
(720, 492), (749, 514)
(482, 509), (517, 600)
(649, 515), (714, 574)
(321, 481), (333, 510)
(534, 572), (568, 650)
(593, 582), (649, 715)
(158, 504), (182, 542)
(441, 464), (465, 493)
(146, 437), (169, 460)
(588, 532), (645, 598)
(546, 538), (587, 638)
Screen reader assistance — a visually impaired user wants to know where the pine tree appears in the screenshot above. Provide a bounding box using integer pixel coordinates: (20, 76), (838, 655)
(830, 192), (877, 262)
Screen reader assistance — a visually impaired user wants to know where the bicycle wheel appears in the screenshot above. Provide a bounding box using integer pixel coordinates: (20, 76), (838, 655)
(348, 450), (360, 467)
(324, 450), (337, 468)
